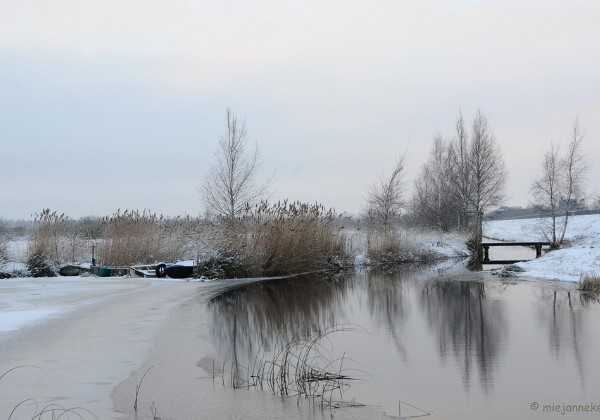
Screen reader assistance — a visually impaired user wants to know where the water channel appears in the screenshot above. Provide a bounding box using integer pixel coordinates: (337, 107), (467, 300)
(207, 264), (600, 420)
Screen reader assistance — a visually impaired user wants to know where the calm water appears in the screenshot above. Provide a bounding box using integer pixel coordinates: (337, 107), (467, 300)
(207, 265), (600, 420)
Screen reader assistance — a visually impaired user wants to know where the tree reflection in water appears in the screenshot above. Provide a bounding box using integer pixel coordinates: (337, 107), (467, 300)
(365, 269), (416, 361)
(207, 274), (353, 375)
(420, 278), (507, 392)
(208, 268), (510, 394)
(534, 288), (587, 389)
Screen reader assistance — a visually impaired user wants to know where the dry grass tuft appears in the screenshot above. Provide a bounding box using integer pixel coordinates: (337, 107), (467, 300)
(579, 272), (600, 294)
(230, 324), (367, 409)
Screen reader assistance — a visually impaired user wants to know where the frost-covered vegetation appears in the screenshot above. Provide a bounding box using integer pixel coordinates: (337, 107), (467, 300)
(0, 204), (469, 279)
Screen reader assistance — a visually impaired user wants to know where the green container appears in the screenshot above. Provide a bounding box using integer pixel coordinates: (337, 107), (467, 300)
(91, 266), (123, 277)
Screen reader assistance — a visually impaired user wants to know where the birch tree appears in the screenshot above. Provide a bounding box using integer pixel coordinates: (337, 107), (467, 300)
(411, 134), (457, 231)
(449, 112), (472, 213)
(468, 110), (507, 214)
(410, 110), (507, 233)
(200, 107), (269, 220)
(531, 118), (587, 246)
(558, 118), (587, 243)
(531, 143), (562, 245)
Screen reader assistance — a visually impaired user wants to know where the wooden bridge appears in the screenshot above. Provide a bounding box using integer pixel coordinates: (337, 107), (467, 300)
(480, 241), (552, 264)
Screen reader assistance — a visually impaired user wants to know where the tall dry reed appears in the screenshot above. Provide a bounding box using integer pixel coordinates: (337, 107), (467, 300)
(98, 209), (186, 266)
(235, 201), (348, 276)
(26, 209), (75, 276)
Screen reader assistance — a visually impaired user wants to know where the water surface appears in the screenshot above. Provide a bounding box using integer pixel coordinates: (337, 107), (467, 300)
(208, 266), (600, 419)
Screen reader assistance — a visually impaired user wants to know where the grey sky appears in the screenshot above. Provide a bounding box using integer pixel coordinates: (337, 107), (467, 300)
(1, 1), (598, 220)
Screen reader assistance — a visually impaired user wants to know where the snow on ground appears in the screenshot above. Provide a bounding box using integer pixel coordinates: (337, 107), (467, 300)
(484, 214), (600, 282)
(414, 229), (471, 258)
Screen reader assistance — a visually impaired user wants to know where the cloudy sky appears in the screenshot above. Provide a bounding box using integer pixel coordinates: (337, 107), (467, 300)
(1, 0), (598, 220)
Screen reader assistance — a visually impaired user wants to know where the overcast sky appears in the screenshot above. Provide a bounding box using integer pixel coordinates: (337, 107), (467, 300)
(1, 1), (598, 220)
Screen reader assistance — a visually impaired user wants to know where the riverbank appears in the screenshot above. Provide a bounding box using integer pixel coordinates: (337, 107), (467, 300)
(483, 214), (600, 282)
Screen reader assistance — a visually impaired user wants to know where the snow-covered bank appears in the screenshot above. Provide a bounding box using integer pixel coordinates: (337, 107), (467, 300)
(484, 214), (600, 282)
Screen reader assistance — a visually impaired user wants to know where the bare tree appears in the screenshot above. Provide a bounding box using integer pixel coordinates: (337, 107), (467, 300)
(366, 154), (407, 234)
(532, 118), (587, 246)
(531, 142), (562, 245)
(200, 108), (269, 220)
(410, 110), (506, 235)
(411, 134), (457, 231)
(468, 110), (507, 214)
(449, 112), (472, 213)
(558, 118), (587, 243)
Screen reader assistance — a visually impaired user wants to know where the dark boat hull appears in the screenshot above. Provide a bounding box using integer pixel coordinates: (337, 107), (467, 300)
(164, 264), (194, 279)
(59, 265), (82, 276)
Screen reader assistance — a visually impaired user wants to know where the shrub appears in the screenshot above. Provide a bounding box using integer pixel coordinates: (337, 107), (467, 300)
(194, 251), (247, 279)
(26, 251), (57, 277)
(366, 227), (426, 265)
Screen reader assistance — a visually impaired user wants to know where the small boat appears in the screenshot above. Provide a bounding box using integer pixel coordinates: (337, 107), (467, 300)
(59, 265), (83, 276)
(130, 264), (159, 278)
(156, 260), (195, 279)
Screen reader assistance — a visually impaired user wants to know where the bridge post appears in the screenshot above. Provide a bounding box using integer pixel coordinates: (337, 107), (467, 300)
(535, 244), (542, 258)
(483, 245), (490, 263)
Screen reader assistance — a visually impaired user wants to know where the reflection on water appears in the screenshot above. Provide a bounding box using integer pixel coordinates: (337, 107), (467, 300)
(420, 279), (507, 392)
(534, 289), (588, 390)
(208, 267), (600, 419)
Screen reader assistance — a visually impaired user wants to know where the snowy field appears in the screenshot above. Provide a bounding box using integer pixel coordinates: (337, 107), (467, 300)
(484, 214), (600, 282)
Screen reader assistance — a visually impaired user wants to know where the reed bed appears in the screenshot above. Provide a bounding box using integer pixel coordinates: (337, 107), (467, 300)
(97, 209), (188, 266)
(202, 201), (349, 278)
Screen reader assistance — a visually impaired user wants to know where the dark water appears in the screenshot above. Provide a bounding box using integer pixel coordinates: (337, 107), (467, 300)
(207, 265), (600, 419)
